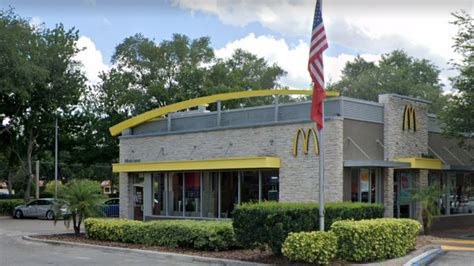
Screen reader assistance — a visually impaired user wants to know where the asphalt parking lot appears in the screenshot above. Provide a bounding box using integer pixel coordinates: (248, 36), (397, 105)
(0, 217), (214, 266)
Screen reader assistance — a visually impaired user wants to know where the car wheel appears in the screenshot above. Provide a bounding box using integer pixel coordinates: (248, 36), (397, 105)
(46, 210), (54, 220)
(14, 210), (23, 219)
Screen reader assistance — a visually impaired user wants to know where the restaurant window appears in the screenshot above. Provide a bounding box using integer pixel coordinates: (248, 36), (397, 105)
(428, 171), (474, 216)
(240, 171), (259, 203)
(351, 168), (382, 203)
(170, 172), (184, 216)
(202, 172), (218, 218)
(261, 170), (279, 201)
(152, 173), (166, 215)
(147, 169), (280, 219)
(184, 172), (201, 217)
(220, 171), (238, 218)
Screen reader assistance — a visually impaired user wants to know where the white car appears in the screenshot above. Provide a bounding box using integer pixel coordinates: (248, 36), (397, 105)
(13, 198), (69, 220)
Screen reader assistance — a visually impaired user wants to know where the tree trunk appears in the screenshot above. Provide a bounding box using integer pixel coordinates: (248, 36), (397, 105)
(72, 213), (80, 236)
(24, 135), (34, 200)
(422, 209), (429, 235)
(7, 169), (13, 196)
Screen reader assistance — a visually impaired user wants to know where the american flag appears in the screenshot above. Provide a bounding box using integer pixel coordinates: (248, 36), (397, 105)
(309, 0), (328, 130)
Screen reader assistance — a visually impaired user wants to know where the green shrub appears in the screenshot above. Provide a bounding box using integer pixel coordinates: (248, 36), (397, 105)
(85, 218), (238, 251)
(332, 218), (421, 262)
(85, 218), (140, 242)
(123, 220), (238, 251)
(282, 231), (337, 265)
(0, 199), (25, 215)
(232, 201), (384, 253)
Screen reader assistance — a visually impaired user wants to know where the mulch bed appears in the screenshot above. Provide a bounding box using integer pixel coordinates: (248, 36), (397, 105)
(33, 234), (434, 265)
(33, 234), (296, 264)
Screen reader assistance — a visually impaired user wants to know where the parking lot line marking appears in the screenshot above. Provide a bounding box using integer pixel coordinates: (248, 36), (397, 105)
(433, 239), (474, 245)
(441, 245), (474, 251)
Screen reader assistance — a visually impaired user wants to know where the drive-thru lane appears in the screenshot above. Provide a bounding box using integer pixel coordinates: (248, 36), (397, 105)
(0, 217), (209, 266)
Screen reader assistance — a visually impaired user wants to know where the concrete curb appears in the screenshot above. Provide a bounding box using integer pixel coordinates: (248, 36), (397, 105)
(403, 248), (446, 266)
(22, 235), (265, 266)
(332, 245), (441, 266)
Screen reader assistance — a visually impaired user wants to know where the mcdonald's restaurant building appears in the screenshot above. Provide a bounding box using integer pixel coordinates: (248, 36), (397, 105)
(111, 91), (474, 228)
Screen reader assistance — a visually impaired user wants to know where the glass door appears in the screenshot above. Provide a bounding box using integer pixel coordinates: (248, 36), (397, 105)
(132, 174), (144, 221)
(395, 170), (415, 218)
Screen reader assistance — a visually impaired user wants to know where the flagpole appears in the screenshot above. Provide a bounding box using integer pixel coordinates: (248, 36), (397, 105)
(319, 100), (325, 231)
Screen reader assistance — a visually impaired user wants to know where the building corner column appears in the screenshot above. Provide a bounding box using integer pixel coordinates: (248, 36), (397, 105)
(119, 172), (134, 219)
(143, 173), (152, 220)
(383, 168), (394, 218)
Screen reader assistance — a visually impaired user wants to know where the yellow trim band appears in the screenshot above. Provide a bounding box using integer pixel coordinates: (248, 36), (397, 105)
(110, 89), (340, 136)
(112, 156), (280, 173)
(394, 157), (442, 170)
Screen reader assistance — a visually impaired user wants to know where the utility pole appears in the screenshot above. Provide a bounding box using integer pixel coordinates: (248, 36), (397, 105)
(54, 116), (58, 199)
(35, 160), (40, 199)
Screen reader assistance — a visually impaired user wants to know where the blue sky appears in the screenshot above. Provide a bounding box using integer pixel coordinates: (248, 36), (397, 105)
(1, 0), (470, 89)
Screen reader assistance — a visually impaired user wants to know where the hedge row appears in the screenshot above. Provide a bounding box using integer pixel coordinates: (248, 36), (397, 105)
(0, 199), (24, 215)
(85, 219), (141, 242)
(282, 231), (337, 265)
(232, 202), (384, 253)
(332, 218), (421, 262)
(85, 218), (239, 251)
(282, 218), (421, 264)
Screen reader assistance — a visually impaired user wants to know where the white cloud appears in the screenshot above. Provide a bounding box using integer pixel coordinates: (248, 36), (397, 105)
(74, 36), (109, 84)
(29, 16), (42, 28)
(215, 33), (380, 89)
(173, 0), (470, 90)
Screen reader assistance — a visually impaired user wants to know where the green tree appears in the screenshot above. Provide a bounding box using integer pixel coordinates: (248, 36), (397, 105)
(411, 185), (441, 234)
(440, 11), (473, 148)
(328, 50), (447, 112)
(90, 33), (288, 164)
(55, 179), (105, 236)
(0, 10), (86, 199)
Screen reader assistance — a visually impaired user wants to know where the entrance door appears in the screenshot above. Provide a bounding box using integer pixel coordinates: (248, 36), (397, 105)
(133, 185), (144, 221)
(394, 170), (415, 218)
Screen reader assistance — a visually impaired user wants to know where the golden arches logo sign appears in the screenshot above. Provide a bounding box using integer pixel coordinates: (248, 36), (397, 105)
(293, 128), (320, 157)
(402, 105), (417, 131)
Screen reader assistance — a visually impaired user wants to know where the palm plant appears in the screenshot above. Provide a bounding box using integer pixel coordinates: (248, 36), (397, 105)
(411, 185), (441, 234)
(54, 179), (105, 235)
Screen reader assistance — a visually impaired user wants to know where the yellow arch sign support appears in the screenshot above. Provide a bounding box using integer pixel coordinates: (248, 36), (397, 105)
(293, 127), (320, 157)
(109, 89), (340, 136)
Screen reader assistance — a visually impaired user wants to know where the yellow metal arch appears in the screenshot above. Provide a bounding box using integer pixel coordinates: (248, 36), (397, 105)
(109, 89), (340, 136)
(306, 127), (320, 156)
(293, 128), (307, 156)
(292, 127), (320, 157)
(403, 105), (417, 131)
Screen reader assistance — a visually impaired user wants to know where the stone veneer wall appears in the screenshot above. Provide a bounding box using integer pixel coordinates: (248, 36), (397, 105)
(378, 94), (431, 219)
(119, 172), (133, 219)
(382, 168), (394, 218)
(118, 119), (344, 219)
(378, 94), (429, 160)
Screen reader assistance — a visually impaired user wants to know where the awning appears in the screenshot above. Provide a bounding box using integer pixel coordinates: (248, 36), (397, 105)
(113, 156), (280, 173)
(393, 157), (443, 170)
(344, 160), (410, 168)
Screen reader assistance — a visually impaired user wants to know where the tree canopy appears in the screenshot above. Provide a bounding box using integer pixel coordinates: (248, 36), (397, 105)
(440, 11), (473, 147)
(0, 9), (86, 199)
(328, 50), (447, 113)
